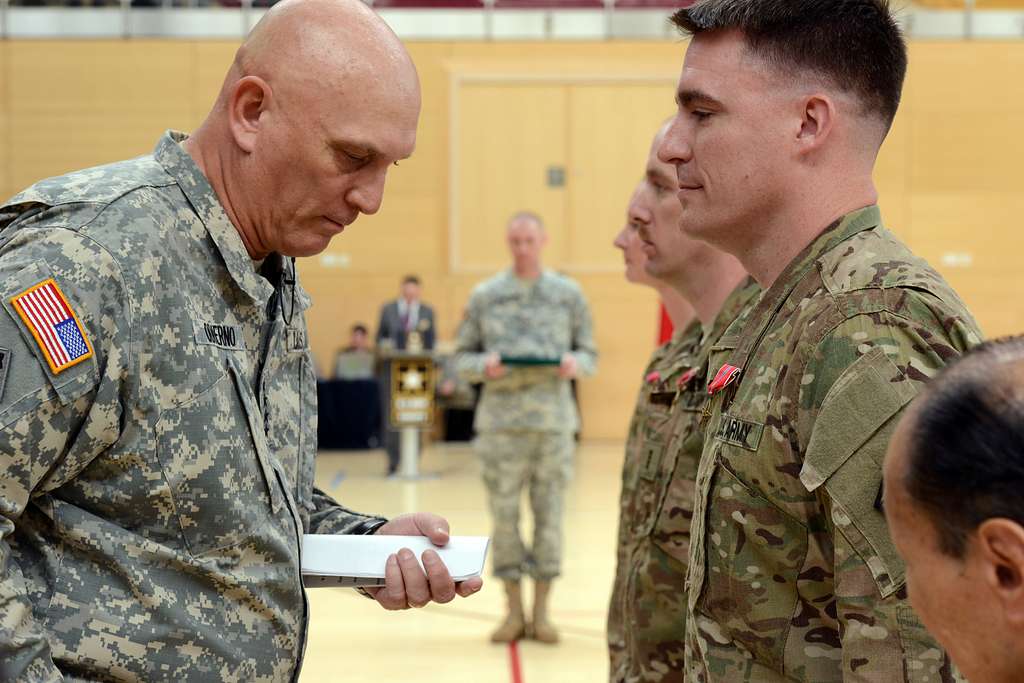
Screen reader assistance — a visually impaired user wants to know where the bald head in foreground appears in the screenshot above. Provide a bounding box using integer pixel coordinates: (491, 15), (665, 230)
(0, 1), (476, 680)
(187, 0), (421, 258)
(884, 337), (1024, 683)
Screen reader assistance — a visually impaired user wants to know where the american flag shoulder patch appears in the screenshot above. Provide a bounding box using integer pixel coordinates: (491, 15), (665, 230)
(10, 278), (94, 375)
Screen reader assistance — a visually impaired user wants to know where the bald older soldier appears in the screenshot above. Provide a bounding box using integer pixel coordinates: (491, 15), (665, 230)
(0, 1), (480, 680)
(884, 336), (1024, 683)
(659, 1), (980, 680)
(456, 212), (597, 644)
(607, 123), (756, 683)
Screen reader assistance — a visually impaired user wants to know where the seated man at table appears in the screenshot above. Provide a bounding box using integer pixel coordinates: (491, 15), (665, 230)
(336, 323), (375, 380)
(344, 322), (373, 353)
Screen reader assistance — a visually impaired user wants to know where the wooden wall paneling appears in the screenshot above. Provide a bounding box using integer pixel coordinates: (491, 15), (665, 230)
(452, 81), (569, 271)
(298, 267), (415, 377)
(565, 81), (677, 270)
(192, 42), (238, 131)
(7, 42), (194, 191)
(573, 271), (660, 441)
(907, 191), (1024, 336)
(937, 268), (1024, 338)
(905, 43), (1024, 336)
(873, 104), (911, 242)
(442, 272), (491, 341)
(0, 42), (10, 202)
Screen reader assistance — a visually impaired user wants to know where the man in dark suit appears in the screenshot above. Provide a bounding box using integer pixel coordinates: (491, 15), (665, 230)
(376, 275), (436, 475)
(376, 275), (436, 352)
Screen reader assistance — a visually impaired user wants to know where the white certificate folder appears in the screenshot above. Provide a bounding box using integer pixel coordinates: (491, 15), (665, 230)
(301, 534), (490, 588)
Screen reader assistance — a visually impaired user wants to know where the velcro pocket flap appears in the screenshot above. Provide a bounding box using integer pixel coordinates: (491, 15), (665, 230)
(801, 347), (917, 491)
(801, 346), (919, 597)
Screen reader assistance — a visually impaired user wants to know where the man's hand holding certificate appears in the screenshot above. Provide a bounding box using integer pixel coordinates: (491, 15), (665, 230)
(302, 512), (485, 611)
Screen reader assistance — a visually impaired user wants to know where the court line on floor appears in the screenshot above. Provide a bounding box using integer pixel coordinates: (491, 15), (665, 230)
(508, 641), (524, 683)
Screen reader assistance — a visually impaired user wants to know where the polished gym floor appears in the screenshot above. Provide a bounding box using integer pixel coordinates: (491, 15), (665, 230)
(301, 441), (623, 682)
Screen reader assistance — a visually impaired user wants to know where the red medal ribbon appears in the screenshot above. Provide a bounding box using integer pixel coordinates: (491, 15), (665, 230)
(677, 368), (697, 388)
(707, 363), (741, 395)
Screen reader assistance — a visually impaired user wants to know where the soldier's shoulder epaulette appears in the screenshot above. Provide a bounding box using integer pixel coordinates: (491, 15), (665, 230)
(470, 272), (511, 300)
(817, 225), (948, 297)
(547, 270), (584, 294)
(1, 156), (177, 244)
(2, 156), (174, 217)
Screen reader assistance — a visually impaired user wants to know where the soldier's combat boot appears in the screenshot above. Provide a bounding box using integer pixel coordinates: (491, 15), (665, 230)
(530, 580), (559, 644)
(490, 580), (526, 643)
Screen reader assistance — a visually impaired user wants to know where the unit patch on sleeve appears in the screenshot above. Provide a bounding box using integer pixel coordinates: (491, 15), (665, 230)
(10, 279), (95, 375)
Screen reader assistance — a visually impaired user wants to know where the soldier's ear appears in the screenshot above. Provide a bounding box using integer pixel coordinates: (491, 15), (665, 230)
(228, 76), (273, 154)
(795, 93), (836, 156)
(977, 518), (1024, 626)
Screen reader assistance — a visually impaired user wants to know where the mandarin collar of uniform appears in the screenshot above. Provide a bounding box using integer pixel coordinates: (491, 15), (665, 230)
(718, 206), (882, 361)
(292, 261), (314, 313)
(154, 130), (275, 306)
(504, 267), (550, 291)
(780, 205), (882, 287)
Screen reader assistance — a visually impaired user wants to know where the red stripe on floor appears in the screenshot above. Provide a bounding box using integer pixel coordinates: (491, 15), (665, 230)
(508, 640), (524, 683)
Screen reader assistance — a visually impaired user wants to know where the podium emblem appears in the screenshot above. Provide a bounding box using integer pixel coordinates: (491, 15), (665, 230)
(390, 357), (435, 428)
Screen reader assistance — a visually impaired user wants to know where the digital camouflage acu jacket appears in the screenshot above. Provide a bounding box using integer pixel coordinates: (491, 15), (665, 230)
(454, 269), (598, 434)
(0, 132), (385, 683)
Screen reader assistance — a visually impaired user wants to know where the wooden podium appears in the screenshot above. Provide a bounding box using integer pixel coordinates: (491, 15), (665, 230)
(378, 347), (436, 478)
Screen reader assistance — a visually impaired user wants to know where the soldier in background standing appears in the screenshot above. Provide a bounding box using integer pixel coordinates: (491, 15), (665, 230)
(659, 1), (981, 679)
(455, 211), (597, 644)
(607, 122), (756, 683)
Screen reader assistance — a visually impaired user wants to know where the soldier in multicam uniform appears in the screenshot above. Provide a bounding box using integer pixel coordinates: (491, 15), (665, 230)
(0, 1), (481, 681)
(455, 212), (597, 645)
(607, 122), (756, 683)
(658, 1), (981, 680)
(607, 183), (695, 679)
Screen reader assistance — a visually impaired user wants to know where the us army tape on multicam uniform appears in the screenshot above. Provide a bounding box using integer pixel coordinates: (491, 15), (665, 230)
(685, 207), (982, 682)
(455, 269), (597, 579)
(609, 279), (759, 683)
(0, 131), (387, 682)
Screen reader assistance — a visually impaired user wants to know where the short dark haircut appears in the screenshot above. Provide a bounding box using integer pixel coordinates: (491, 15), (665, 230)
(402, 275), (420, 286)
(902, 336), (1024, 558)
(671, 0), (908, 130)
(351, 323), (368, 335)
